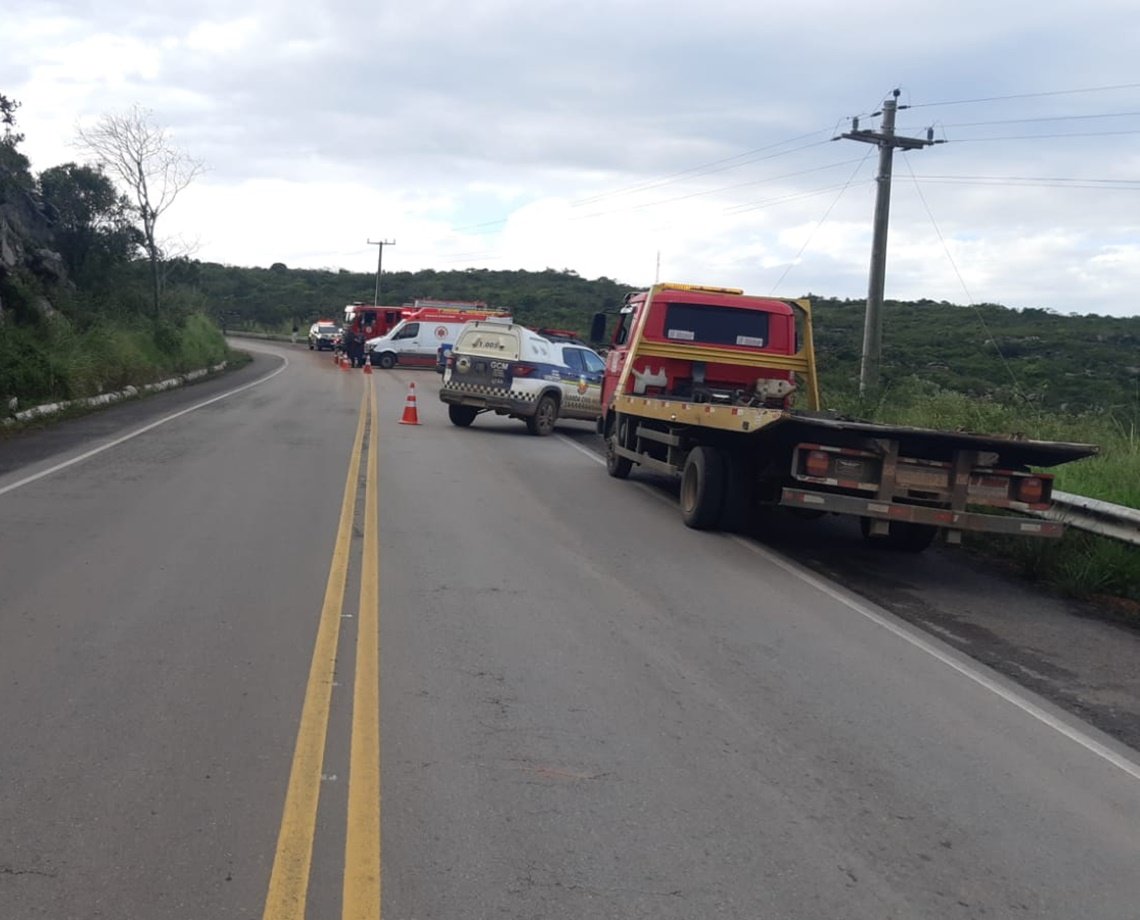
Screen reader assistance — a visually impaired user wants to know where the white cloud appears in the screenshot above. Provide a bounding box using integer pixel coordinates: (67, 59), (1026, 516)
(2, 0), (1140, 315)
(184, 17), (260, 54)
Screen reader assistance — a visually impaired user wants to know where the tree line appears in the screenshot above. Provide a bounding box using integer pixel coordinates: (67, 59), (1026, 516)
(4, 89), (1137, 417)
(197, 259), (1139, 414)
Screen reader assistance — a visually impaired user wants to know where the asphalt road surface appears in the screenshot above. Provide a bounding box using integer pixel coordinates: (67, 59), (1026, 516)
(1, 341), (1138, 919)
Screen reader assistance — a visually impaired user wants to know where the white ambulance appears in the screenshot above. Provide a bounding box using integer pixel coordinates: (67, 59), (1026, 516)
(365, 306), (511, 369)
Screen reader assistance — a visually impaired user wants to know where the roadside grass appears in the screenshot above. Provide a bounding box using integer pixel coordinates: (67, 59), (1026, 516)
(820, 378), (1140, 610)
(1, 312), (228, 410)
(965, 529), (1140, 607)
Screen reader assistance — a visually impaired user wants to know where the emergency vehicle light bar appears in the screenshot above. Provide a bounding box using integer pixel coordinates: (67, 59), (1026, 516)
(657, 283), (745, 296)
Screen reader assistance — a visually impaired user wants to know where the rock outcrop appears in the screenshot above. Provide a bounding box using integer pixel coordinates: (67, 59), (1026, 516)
(0, 166), (68, 319)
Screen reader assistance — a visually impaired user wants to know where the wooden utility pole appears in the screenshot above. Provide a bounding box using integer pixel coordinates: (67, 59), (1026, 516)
(367, 238), (396, 305)
(839, 90), (940, 393)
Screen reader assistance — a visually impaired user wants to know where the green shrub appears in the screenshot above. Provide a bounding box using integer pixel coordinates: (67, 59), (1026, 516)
(1, 311), (227, 411)
(968, 529), (1140, 604)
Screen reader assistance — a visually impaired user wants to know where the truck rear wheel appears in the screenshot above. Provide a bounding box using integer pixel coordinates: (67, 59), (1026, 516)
(860, 518), (938, 553)
(680, 446), (725, 530)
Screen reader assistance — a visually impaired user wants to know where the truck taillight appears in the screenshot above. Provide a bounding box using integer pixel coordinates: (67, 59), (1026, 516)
(1016, 476), (1045, 504)
(805, 450), (830, 478)
(511, 363), (536, 377)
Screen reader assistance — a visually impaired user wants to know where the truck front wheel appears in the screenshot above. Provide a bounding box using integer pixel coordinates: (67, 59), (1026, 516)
(680, 446), (725, 530)
(376, 352), (396, 369)
(606, 414), (633, 479)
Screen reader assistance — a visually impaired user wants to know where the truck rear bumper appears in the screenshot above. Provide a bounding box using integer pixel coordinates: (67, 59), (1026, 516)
(780, 488), (1065, 538)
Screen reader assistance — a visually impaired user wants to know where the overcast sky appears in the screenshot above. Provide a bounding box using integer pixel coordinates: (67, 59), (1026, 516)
(4, 0), (1140, 316)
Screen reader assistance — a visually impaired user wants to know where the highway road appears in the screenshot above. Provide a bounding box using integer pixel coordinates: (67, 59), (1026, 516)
(1, 340), (1138, 919)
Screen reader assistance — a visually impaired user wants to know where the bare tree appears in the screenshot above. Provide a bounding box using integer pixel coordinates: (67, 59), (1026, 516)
(76, 105), (204, 315)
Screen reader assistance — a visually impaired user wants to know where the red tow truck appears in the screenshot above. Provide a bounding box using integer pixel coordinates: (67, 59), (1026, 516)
(591, 283), (1098, 550)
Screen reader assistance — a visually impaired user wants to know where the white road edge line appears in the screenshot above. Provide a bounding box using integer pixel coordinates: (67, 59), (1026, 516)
(556, 432), (1140, 783)
(0, 357), (289, 499)
(557, 434), (605, 465)
(732, 534), (1140, 783)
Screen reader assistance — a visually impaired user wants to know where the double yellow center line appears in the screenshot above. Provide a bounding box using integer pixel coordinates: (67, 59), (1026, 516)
(262, 380), (381, 920)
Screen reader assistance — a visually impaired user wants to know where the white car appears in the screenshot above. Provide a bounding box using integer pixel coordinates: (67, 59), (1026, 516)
(438, 322), (606, 435)
(308, 322), (341, 351)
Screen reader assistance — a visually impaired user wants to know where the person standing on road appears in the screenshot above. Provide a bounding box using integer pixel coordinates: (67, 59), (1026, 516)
(348, 329), (365, 368)
(291, 321), (299, 345)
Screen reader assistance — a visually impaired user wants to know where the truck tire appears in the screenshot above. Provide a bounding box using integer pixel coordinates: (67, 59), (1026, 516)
(606, 414), (633, 479)
(377, 352), (396, 369)
(680, 446), (725, 530)
(448, 405), (478, 427)
(860, 517), (938, 553)
(526, 394), (559, 436)
(718, 454), (753, 533)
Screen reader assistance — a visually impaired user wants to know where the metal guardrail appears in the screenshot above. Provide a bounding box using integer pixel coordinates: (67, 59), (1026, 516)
(1043, 491), (1140, 546)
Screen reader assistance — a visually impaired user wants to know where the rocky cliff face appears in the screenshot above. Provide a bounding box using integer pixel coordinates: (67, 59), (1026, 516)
(0, 164), (68, 320)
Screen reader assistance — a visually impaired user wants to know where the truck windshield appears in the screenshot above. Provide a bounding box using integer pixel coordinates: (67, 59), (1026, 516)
(663, 303), (769, 348)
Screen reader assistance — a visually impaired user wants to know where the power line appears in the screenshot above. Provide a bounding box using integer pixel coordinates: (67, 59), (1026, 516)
(906, 175), (1140, 192)
(723, 180), (875, 216)
(408, 103), (1140, 249)
(570, 157), (868, 222)
(571, 128), (834, 206)
(768, 149), (874, 294)
(908, 82), (1140, 109)
(912, 173), (1140, 184)
(941, 110), (1140, 128)
(447, 156), (868, 237)
(901, 157), (1029, 403)
(950, 129), (1140, 142)
(449, 217), (510, 234)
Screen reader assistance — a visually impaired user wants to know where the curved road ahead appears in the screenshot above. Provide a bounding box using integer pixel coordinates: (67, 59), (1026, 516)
(1, 341), (1138, 919)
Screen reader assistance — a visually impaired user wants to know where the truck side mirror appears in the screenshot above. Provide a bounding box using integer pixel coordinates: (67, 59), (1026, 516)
(589, 312), (607, 344)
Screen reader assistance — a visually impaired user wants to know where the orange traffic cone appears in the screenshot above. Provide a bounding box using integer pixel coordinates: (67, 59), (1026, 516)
(363, 358), (372, 375)
(341, 353), (352, 371)
(398, 382), (420, 425)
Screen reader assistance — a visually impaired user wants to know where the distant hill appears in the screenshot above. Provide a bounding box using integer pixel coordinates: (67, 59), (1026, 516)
(177, 261), (1139, 413)
(809, 296), (1140, 413)
(170, 261), (636, 333)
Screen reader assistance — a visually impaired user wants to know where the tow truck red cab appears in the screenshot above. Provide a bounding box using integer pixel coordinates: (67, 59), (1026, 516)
(597, 284), (801, 413)
(342, 302), (406, 341)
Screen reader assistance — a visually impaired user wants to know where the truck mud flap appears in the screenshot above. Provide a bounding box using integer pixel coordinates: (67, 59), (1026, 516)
(780, 488), (1065, 538)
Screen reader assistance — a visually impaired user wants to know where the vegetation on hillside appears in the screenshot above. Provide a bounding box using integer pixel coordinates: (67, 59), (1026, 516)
(171, 261), (637, 332)
(0, 94), (226, 413)
(810, 296), (1140, 415)
(194, 262), (1139, 414)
